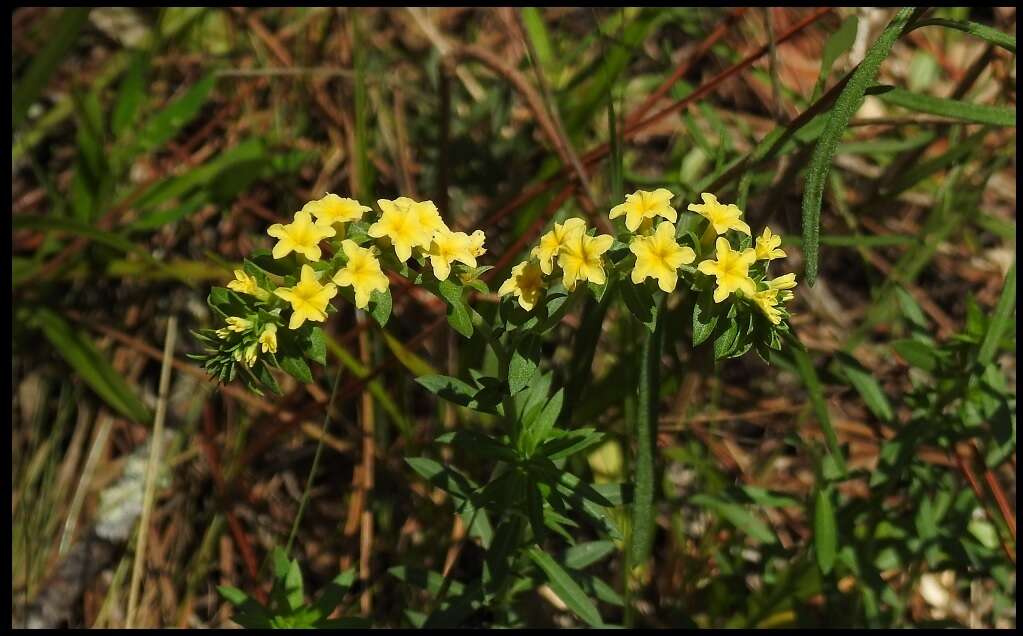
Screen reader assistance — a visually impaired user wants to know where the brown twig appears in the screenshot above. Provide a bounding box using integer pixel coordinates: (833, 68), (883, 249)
(952, 447), (1016, 564)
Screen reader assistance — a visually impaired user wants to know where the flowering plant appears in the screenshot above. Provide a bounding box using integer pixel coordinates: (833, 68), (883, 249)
(198, 188), (798, 627)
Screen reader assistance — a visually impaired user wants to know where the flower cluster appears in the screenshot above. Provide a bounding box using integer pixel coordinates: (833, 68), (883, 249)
(196, 193), (487, 390)
(499, 190), (797, 327)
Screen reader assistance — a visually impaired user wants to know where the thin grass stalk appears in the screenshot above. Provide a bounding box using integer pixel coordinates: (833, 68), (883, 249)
(285, 363), (346, 555)
(125, 316), (177, 628)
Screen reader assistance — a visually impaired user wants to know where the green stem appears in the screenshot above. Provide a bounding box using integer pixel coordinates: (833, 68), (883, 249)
(285, 362), (346, 555)
(628, 303), (664, 576)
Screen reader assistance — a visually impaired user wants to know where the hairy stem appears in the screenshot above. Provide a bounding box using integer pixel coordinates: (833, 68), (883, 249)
(628, 306), (664, 575)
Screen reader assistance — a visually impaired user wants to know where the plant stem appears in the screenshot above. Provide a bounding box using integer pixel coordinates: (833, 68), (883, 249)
(285, 362), (346, 555)
(628, 303), (664, 594)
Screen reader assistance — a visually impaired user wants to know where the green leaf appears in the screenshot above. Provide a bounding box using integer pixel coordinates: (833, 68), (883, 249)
(833, 352), (893, 422)
(814, 487), (838, 574)
(32, 308), (151, 423)
(218, 585), (272, 628)
(877, 87), (1015, 126)
(912, 17), (1016, 53)
(404, 458), (493, 545)
(812, 15), (859, 101)
(977, 261), (1015, 366)
(539, 427), (606, 461)
(527, 478), (546, 543)
(692, 287), (719, 346)
(483, 517), (524, 588)
(713, 314), (741, 360)
(892, 285), (929, 329)
(564, 541), (616, 570)
(509, 334), (541, 395)
(434, 430), (520, 463)
(369, 288), (392, 327)
(689, 494), (777, 545)
(521, 7), (556, 75)
(527, 547), (604, 627)
(130, 138), (269, 223)
(619, 279), (659, 332)
(523, 388), (564, 456)
(437, 279), (474, 338)
(312, 568), (356, 619)
(892, 339), (940, 373)
(132, 74), (216, 155)
(111, 51), (149, 138)
(217, 585), (251, 607)
(279, 353), (313, 385)
(388, 566), (465, 597)
(304, 326), (327, 366)
(740, 486), (802, 509)
(13, 214), (154, 263)
(801, 8), (917, 285)
(514, 371), (553, 428)
(283, 558), (305, 612)
(416, 374), (478, 408)
(13, 8), (91, 129)
(789, 337), (847, 477)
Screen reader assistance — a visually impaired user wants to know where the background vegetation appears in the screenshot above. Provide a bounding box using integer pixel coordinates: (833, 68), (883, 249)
(11, 7), (1016, 628)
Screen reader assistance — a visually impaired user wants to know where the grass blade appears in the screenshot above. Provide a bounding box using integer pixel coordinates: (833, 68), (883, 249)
(527, 546), (604, 627)
(813, 486), (837, 574)
(877, 87), (1015, 126)
(977, 261), (1016, 366)
(131, 74), (215, 156)
(912, 18), (1016, 53)
(689, 494), (777, 545)
(788, 335), (847, 477)
(811, 15), (859, 102)
(801, 7), (917, 285)
(32, 308), (151, 423)
(13, 8), (91, 129)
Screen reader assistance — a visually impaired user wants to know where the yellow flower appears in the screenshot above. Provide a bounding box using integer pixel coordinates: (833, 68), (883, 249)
(227, 269), (269, 300)
(687, 193), (751, 236)
(426, 229), (477, 281)
(225, 316), (252, 333)
(243, 342), (259, 367)
(559, 233), (614, 291)
(754, 226), (786, 261)
(410, 199), (448, 236)
(468, 229), (487, 258)
(274, 264), (338, 329)
(629, 221), (696, 293)
(767, 272), (797, 302)
(332, 240), (389, 309)
(532, 217), (586, 275)
(227, 269), (258, 295)
(259, 324), (278, 354)
(368, 198), (432, 262)
(303, 193), (371, 229)
(751, 289), (783, 324)
(267, 210), (336, 261)
(609, 188), (678, 233)
(498, 261), (545, 311)
(697, 237), (757, 303)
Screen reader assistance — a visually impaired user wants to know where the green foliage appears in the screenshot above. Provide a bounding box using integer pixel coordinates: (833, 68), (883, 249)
(877, 87), (1016, 126)
(801, 8), (918, 285)
(218, 547), (369, 628)
(11, 6), (1016, 630)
